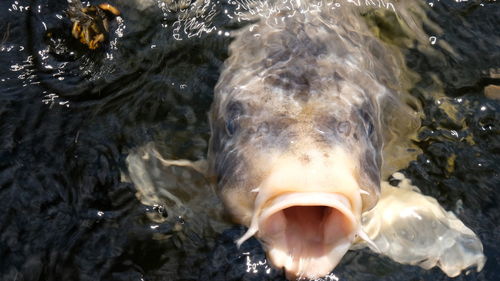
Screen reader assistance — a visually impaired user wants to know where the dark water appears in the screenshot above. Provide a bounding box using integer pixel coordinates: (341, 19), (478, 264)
(0, 0), (498, 280)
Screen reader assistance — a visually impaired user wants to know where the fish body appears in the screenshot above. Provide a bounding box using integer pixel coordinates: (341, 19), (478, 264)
(209, 2), (396, 278)
(207, 1), (484, 279)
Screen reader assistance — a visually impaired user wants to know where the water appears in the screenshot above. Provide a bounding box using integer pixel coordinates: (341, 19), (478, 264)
(0, 0), (498, 280)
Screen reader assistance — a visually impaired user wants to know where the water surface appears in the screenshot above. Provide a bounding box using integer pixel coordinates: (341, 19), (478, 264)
(0, 0), (499, 280)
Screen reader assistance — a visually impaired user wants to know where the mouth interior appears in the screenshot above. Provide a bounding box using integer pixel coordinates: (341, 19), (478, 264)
(262, 205), (353, 258)
(254, 193), (357, 279)
(285, 206), (330, 254)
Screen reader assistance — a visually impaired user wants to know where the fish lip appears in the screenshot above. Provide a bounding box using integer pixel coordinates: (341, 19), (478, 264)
(255, 192), (359, 279)
(258, 192), (356, 227)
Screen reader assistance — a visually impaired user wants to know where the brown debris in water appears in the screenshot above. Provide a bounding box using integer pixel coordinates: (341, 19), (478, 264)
(67, 1), (120, 50)
(484, 85), (500, 100)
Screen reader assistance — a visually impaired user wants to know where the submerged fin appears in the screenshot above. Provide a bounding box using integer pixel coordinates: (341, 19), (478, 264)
(124, 143), (211, 220)
(361, 173), (485, 277)
(151, 148), (208, 176)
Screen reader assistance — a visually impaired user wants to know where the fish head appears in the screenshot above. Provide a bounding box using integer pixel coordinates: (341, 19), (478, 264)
(209, 72), (383, 279)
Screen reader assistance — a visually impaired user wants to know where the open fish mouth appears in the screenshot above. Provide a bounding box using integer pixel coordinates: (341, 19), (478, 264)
(239, 192), (359, 280)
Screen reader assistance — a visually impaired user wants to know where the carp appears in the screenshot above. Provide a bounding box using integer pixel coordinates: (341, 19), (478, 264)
(206, 1), (485, 279)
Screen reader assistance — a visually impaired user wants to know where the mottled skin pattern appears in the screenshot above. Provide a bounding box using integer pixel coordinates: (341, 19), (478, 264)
(208, 3), (406, 225)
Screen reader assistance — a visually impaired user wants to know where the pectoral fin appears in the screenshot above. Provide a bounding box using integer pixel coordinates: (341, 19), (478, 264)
(361, 173), (485, 277)
(124, 142), (209, 222)
(153, 151), (208, 176)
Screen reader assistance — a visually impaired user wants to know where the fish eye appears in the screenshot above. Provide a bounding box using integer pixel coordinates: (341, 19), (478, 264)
(226, 119), (237, 136)
(225, 101), (244, 136)
(358, 109), (375, 136)
(366, 121), (374, 135)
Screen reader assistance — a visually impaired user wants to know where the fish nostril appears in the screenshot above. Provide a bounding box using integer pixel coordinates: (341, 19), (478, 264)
(258, 122), (269, 134)
(338, 121), (351, 135)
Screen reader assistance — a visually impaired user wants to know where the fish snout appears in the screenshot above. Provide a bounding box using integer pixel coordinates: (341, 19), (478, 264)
(236, 150), (365, 279)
